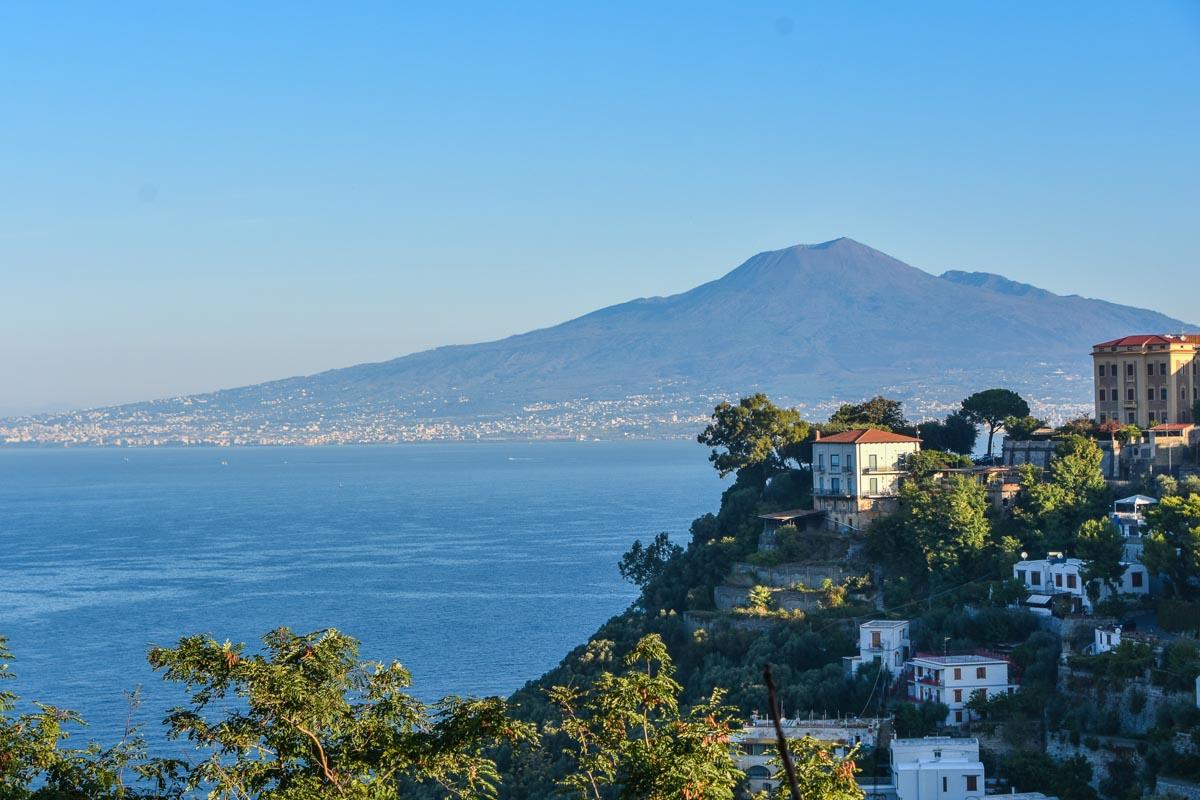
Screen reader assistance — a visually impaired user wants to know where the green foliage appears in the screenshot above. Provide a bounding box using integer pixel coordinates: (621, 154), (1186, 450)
(747, 586), (775, 614)
(887, 701), (948, 738)
(1055, 417), (1098, 438)
(619, 533), (683, 589)
(1076, 518), (1126, 597)
(868, 475), (994, 583)
(698, 395), (810, 480)
(828, 396), (907, 431)
(547, 634), (743, 800)
(916, 411), (978, 456)
(1142, 493), (1200, 598)
(1157, 639), (1200, 692)
(1003, 415), (1044, 441)
(961, 388), (1030, 457)
(146, 627), (534, 800)
(998, 750), (1097, 800)
(1015, 435), (1111, 552)
(758, 735), (864, 800)
(0, 636), (167, 800)
(1069, 640), (1155, 680)
(903, 449), (973, 481)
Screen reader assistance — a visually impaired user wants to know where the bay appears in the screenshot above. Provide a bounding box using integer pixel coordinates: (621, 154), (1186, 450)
(0, 440), (723, 745)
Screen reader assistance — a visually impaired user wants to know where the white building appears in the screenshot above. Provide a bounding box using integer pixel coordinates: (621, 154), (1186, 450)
(1094, 625), (1123, 654)
(891, 737), (985, 800)
(907, 654), (1016, 726)
(812, 429), (921, 533)
(734, 714), (886, 796)
(1013, 555), (1149, 614)
(845, 620), (911, 679)
(1111, 494), (1157, 562)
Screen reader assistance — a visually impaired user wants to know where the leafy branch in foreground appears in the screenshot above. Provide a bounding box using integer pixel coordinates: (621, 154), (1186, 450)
(146, 626), (535, 800)
(548, 633), (743, 800)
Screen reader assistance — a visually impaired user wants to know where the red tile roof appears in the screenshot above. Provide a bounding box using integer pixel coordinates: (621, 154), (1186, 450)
(816, 428), (921, 444)
(1093, 334), (1199, 349)
(1151, 423), (1193, 432)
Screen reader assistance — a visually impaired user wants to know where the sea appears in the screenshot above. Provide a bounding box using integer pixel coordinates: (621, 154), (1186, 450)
(0, 441), (724, 747)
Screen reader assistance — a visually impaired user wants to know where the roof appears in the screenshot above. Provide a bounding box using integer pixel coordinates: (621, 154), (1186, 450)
(1093, 334), (1200, 348)
(1115, 494), (1158, 505)
(1151, 423), (1193, 432)
(910, 653), (1007, 665)
(1025, 594), (1053, 605)
(861, 619), (908, 629)
(815, 429), (921, 445)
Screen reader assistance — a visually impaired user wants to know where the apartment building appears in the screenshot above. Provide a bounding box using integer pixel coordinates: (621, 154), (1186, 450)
(845, 620), (911, 679)
(812, 429), (921, 532)
(1092, 334), (1200, 427)
(907, 654), (1016, 726)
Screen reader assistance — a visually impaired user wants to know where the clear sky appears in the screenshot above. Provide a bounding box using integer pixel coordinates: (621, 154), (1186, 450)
(2, 2), (1198, 415)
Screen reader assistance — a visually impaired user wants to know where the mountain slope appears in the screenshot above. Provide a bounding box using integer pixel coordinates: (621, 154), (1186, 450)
(7, 238), (1196, 443)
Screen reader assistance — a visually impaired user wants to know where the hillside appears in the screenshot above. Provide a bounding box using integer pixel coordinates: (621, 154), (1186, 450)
(4, 238), (1195, 444)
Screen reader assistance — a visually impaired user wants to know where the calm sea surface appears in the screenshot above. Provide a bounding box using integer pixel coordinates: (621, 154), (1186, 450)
(0, 441), (723, 745)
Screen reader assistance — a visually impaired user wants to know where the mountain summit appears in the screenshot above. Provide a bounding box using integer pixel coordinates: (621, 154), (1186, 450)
(6, 239), (1195, 443)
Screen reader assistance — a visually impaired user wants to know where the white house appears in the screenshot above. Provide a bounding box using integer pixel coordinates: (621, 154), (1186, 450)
(845, 620), (911, 680)
(890, 737), (985, 800)
(907, 654), (1017, 726)
(734, 714), (885, 796)
(1094, 625), (1123, 654)
(1012, 555), (1150, 614)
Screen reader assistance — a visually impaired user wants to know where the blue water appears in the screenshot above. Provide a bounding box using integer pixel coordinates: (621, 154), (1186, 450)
(0, 441), (722, 746)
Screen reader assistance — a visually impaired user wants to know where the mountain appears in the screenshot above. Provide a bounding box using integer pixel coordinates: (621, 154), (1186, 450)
(5, 238), (1195, 445)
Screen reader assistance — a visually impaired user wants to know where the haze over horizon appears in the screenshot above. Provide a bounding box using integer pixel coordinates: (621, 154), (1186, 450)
(2, 2), (1198, 415)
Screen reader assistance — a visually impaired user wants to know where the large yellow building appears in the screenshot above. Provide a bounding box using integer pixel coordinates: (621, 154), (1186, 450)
(1092, 334), (1200, 427)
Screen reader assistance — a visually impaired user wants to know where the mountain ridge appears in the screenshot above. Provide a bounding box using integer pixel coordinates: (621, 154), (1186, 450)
(4, 238), (1196, 444)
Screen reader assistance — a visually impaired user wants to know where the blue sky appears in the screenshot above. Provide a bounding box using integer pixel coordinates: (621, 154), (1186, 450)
(1, 2), (1198, 414)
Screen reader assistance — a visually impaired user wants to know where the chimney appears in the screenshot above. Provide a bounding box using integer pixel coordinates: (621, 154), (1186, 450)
(814, 430), (822, 441)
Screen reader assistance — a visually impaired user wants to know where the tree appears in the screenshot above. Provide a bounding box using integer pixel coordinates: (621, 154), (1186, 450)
(1056, 417), (1097, 438)
(917, 411), (978, 456)
(1076, 518), (1125, 598)
(748, 585), (775, 614)
(763, 735), (863, 800)
(548, 634), (742, 800)
(828, 396), (907, 431)
(146, 627), (534, 800)
(698, 395), (810, 481)
(1016, 435), (1111, 550)
(1003, 416), (1044, 441)
(961, 389), (1030, 459)
(870, 475), (992, 580)
(619, 532), (682, 588)
(1142, 493), (1200, 598)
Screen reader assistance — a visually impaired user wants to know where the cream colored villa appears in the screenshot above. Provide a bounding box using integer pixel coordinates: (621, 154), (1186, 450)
(1092, 334), (1200, 427)
(812, 429), (921, 532)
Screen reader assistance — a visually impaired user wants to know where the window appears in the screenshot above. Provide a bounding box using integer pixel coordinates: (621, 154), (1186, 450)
(869, 454), (877, 469)
(1149, 388), (1156, 400)
(1067, 574), (1077, 589)
(1161, 388), (1168, 401)
(1131, 571), (1143, 588)
(831, 477), (840, 493)
(831, 454), (840, 468)
(1098, 389), (1106, 401)
(871, 630), (881, 647)
(1162, 362), (1168, 375)
(1100, 414), (1107, 423)
(1127, 412), (1136, 423)
(976, 666), (986, 679)
(953, 667), (961, 679)
(1031, 572), (1041, 585)
(967, 775), (978, 792)
(1016, 569), (1026, 583)
(953, 688), (962, 702)
(817, 453), (824, 469)
(1127, 388), (1135, 401)
(869, 478), (879, 494)
(1127, 363), (1135, 377)
(1099, 364), (1106, 377)
(954, 710), (963, 723)
(1149, 363), (1155, 376)
(1055, 574), (1063, 587)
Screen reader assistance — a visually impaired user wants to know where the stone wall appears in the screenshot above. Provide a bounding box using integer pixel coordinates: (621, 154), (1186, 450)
(1156, 776), (1200, 800)
(726, 561), (854, 589)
